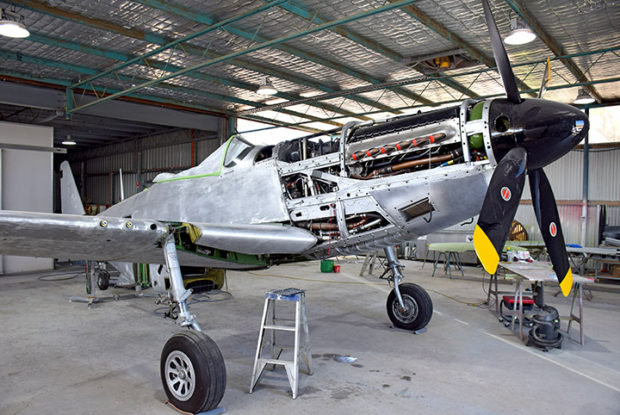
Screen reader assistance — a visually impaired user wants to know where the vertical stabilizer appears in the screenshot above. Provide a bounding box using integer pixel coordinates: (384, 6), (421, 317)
(60, 161), (85, 215)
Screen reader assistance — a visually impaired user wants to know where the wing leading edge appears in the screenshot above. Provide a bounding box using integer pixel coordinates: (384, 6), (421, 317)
(0, 211), (318, 266)
(0, 210), (170, 264)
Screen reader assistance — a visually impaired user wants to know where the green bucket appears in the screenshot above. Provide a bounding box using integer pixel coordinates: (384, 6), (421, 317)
(320, 259), (334, 273)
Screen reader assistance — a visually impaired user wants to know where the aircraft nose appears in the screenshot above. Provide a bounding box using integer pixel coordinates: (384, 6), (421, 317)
(488, 98), (589, 170)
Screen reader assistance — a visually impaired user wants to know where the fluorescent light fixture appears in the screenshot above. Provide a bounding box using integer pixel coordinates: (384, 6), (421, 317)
(62, 135), (76, 146)
(257, 76), (277, 96)
(0, 9), (30, 38)
(504, 17), (536, 45)
(573, 88), (595, 105)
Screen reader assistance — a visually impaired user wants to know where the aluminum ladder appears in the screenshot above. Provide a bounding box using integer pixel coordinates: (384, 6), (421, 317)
(249, 288), (312, 399)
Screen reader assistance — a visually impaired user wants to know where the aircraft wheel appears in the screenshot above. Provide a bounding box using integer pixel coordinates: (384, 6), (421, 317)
(387, 283), (433, 331)
(161, 331), (226, 413)
(96, 270), (110, 291)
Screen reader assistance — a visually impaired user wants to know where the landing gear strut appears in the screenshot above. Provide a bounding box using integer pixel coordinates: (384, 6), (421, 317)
(160, 235), (227, 413)
(383, 246), (433, 331)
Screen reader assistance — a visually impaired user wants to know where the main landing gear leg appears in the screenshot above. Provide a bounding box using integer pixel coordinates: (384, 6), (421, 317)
(164, 236), (200, 331)
(160, 235), (226, 413)
(384, 246), (433, 331)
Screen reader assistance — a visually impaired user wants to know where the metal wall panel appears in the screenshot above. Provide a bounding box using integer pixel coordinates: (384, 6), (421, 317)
(86, 152), (134, 175)
(588, 149), (620, 201)
(142, 143), (193, 172)
(606, 206), (620, 226)
(521, 148), (620, 202)
(80, 131), (222, 205)
(521, 150), (584, 200)
(514, 204), (599, 246)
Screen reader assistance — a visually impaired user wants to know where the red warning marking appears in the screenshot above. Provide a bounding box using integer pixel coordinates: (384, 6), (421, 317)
(396, 143), (401, 150)
(501, 186), (511, 202)
(429, 135), (435, 143)
(365, 150), (372, 157)
(412, 139), (417, 147)
(549, 222), (557, 237)
(380, 147), (386, 154)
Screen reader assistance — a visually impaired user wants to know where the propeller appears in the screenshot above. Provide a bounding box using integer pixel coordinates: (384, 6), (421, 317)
(473, 0), (575, 296)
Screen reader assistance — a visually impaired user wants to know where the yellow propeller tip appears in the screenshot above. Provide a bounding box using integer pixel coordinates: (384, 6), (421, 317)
(559, 269), (573, 297)
(473, 225), (500, 275)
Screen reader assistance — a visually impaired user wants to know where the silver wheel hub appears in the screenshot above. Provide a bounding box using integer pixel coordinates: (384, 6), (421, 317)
(165, 350), (196, 401)
(392, 293), (419, 324)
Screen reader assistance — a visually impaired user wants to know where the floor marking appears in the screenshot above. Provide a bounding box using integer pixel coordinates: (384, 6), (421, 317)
(336, 263), (620, 394)
(481, 331), (620, 393)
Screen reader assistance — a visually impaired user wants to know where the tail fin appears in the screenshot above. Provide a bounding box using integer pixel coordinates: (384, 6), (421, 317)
(60, 161), (85, 215)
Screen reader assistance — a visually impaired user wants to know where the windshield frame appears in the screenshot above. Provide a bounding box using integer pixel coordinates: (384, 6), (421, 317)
(223, 135), (254, 168)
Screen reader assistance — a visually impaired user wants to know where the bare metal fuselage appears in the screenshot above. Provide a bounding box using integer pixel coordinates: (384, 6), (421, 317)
(103, 100), (496, 265)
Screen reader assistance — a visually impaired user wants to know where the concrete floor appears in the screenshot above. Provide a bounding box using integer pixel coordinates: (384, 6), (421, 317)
(1, 259), (619, 415)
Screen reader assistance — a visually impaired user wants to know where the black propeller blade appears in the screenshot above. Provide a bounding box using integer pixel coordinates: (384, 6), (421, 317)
(474, 147), (527, 275)
(481, 0), (522, 104)
(529, 168), (573, 296)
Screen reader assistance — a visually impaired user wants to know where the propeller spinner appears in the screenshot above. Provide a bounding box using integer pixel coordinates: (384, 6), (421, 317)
(473, 0), (589, 296)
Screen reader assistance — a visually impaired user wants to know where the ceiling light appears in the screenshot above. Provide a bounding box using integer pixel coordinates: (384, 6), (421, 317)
(256, 77), (277, 96)
(573, 88), (595, 105)
(0, 9), (30, 39)
(504, 17), (536, 45)
(62, 135), (76, 146)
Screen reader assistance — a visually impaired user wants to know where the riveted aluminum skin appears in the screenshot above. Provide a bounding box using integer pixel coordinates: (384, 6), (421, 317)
(193, 223), (317, 255)
(105, 160), (290, 225)
(0, 211), (168, 263)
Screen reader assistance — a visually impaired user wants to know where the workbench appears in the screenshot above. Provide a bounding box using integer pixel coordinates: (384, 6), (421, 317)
(487, 260), (592, 345)
(427, 242), (475, 278)
(566, 246), (620, 280)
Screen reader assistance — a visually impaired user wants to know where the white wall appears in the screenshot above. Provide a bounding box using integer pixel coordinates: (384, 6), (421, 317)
(0, 121), (54, 273)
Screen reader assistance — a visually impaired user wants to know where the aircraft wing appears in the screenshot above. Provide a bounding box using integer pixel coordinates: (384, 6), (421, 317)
(0, 210), (170, 264)
(0, 210), (317, 265)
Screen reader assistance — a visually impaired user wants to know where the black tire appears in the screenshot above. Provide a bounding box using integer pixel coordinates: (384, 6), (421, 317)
(386, 283), (433, 331)
(96, 271), (110, 291)
(160, 331), (226, 413)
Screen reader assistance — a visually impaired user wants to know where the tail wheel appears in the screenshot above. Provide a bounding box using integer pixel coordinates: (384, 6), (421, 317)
(387, 283), (433, 331)
(161, 331), (226, 413)
(96, 270), (110, 291)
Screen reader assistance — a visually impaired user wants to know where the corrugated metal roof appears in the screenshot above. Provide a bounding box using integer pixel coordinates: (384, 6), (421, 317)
(0, 0), (618, 146)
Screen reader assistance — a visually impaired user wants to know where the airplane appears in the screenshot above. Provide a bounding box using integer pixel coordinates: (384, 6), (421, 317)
(0, 1), (588, 413)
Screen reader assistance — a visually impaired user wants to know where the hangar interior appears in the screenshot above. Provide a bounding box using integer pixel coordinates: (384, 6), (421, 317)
(0, 0), (619, 414)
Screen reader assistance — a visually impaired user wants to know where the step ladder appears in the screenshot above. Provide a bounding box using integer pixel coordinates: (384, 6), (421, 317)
(249, 288), (312, 399)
